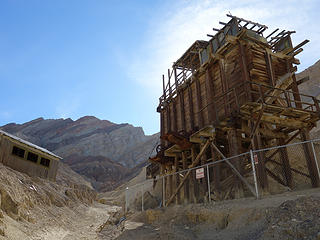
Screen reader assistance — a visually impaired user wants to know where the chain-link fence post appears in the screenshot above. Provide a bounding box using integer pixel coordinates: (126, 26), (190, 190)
(125, 187), (129, 213)
(311, 141), (320, 180)
(206, 164), (211, 203)
(250, 150), (259, 199)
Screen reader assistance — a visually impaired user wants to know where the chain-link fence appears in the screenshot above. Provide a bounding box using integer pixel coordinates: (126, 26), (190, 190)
(124, 138), (320, 212)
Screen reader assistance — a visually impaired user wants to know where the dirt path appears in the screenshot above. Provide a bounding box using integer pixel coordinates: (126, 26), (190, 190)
(0, 203), (123, 240)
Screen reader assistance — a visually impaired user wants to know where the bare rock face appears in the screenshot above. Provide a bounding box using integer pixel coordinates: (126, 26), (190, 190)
(0, 116), (159, 191)
(297, 59), (320, 99)
(296, 59), (320, 137)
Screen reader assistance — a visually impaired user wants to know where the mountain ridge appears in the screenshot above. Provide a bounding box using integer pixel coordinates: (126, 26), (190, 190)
(0, 116), (159, 190)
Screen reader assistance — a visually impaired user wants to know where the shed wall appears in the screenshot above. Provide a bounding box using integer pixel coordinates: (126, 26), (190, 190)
(0, 136), (59, 181)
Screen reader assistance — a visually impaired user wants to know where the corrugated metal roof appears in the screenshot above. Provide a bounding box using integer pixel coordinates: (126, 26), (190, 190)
(0, 129), (62, 160)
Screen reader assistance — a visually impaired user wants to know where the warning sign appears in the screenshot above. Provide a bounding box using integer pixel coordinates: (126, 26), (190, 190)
(254, 154), (259, 164)
(196, 168), (205, 179)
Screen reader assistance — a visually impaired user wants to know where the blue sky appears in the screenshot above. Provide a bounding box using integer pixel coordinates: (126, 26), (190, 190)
(0, 0), (319, 135)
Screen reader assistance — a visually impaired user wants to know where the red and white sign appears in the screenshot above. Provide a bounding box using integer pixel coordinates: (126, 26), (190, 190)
(254, 154), (259, 165)
(196, 168), (205, 179)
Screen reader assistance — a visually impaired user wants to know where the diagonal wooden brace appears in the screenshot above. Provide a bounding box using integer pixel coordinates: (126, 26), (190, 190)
(211, 143), (257, 197)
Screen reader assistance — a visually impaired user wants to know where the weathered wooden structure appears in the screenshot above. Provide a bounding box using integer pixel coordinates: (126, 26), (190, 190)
(0, 130), (61, 180)
(148, 15), (320, 206)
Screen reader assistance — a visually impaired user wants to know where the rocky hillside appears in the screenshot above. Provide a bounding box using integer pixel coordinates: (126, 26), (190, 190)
(0, 116), (159, 190)
(0, 162), (118, 240)
(297, 59), (320, 98)
(296, 59), (320, 137)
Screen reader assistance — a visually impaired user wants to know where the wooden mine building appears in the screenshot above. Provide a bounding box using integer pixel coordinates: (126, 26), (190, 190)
(148, 14), (320, 206)
(0, 130), (61, 181)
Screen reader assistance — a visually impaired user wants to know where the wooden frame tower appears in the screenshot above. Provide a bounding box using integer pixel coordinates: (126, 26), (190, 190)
(148, 14), (320, 206)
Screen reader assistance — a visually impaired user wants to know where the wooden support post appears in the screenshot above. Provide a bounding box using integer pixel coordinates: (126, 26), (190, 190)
(160, 112), (164, 147)
(166, 107), (171, 133)
(227, 128), (244, 198)
(160, 164), (166, 206)
(252, 131), (269, 190)
(174, 154), (180, 204)
(190, 146), (197, 203)
(300, 130), (320, 187)
(182, 151), (189, 204)
(174, 66), (178, 89)
(168, 69), (172, 96)
(205, 69), (215, 123)
(200, 143), (208, 201)
(179, 93), (186, 132)
(277, 138), (293, 188)
(172, 100), (178, 132)
(219, 60), (229, 117)
(168, 165), (173, 199)
(210, 142), (220, 198)
(162, 74), (166, 100)
(188, 86), (195, 130)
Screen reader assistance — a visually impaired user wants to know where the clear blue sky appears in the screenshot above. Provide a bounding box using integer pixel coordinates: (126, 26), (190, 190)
(1, 0), (319, 135)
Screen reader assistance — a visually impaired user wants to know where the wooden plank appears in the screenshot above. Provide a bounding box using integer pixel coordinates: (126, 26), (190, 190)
(188, 86), (195, 130)
(174, 154), (180, 204)
(195, 77), (204, 128)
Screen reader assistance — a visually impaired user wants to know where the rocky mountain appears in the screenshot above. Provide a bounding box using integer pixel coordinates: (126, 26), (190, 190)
(0, 116), (159, 190)
(296, 59), (320, 98)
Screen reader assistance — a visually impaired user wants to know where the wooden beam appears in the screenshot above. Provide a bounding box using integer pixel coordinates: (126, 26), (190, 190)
(241, 125), (287, 139)
(182, 151), (189, 204)
(188, 85), (195, 130)
(264, 72), (294, 104)
(252, 130), (268, 190)
(227, 128), (244, 198)
(300, 130), (320, 187)
(179, 93), (186, 132)
(265, 51), (276, 86)
(210, 141), (221, 193)
(277, 138), (293, 188)
(266, 168), (286, 186)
